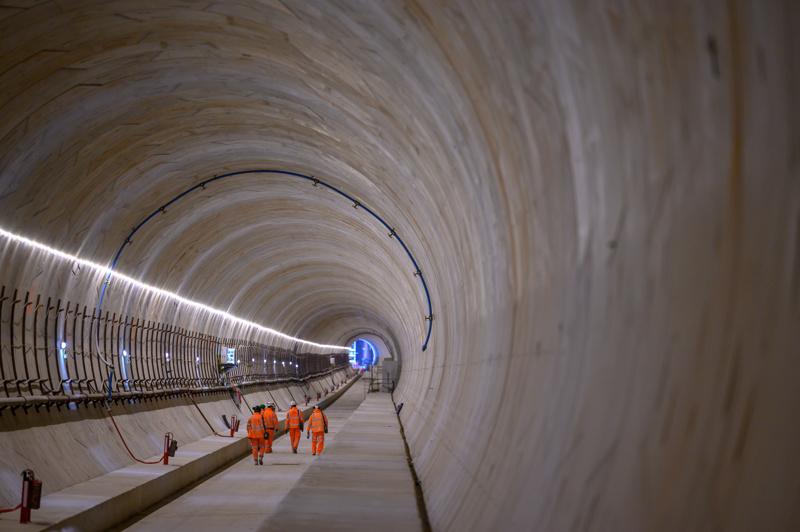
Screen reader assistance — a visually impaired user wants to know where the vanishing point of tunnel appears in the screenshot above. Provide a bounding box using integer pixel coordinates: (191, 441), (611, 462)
(0, 1), (798, 531)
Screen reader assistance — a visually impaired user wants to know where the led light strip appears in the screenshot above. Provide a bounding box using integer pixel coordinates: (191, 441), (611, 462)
(0, 227), (349, 351)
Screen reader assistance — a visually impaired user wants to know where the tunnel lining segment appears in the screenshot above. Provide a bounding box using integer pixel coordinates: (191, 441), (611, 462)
(0, 227), (352, 354)
(96, 169), (434, 352)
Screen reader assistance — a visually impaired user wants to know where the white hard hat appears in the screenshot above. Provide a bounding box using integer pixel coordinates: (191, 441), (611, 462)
(315, 404), (320, 409)
(290, 400), (296, 406)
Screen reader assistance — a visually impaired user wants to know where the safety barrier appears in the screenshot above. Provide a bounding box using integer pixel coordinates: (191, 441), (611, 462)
(364, 372), (395, 394)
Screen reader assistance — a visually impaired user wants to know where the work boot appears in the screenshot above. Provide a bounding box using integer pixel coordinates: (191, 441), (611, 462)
(259, 458), (263, 465)
(312, 453), (316, 456)
(254, 460), (259, 466)
(293, 448), (297, 454)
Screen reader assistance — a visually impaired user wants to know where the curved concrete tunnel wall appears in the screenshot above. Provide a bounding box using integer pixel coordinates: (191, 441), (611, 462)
(0, 1), (798, 531)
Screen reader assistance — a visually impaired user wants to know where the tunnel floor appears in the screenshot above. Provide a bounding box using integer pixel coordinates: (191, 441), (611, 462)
(110, 384), (420, 532)
(260, 392), (422, 532)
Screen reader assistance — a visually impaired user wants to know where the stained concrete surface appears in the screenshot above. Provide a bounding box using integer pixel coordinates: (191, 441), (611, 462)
(262, 393), (420, 532)
(0, 372), (356, 532)
(0, 369), (352, 506)
(0, 1), (798, 531)
(120, 384), (403, 532)
(0, 432), (250, 532)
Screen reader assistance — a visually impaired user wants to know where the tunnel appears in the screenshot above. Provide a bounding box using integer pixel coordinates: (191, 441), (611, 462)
(0, 1), (798, 530)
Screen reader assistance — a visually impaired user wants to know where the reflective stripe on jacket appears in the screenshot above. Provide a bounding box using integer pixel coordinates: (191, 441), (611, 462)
(247, 412), (265, 438)
(264, 409), (279, 430)
(308, 409), (327, 433)
(286, 407), (302, 429)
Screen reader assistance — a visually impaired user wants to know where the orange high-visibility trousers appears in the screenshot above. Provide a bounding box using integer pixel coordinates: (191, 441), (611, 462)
(250, 437), (265, 458)
(311, 432), (324, 454)
(289, 428), (301, 451)
(265, 429), (274, 453)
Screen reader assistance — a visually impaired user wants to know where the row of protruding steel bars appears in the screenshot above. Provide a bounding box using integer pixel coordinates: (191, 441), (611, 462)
(0, 284), (349, 399)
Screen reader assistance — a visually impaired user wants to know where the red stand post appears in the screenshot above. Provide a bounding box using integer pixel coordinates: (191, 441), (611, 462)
(19, 469), (40, 524)
(230, 415), (237, 437)
(163, 433), (170, 465)
(20, 476), (30, 524)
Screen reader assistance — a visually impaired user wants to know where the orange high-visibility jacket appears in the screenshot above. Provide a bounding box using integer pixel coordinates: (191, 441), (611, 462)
(264, 409), (279, 430)
(286, 407), (302, 429)
(307, 409), (328, 433)
(247, 412), (265, 438)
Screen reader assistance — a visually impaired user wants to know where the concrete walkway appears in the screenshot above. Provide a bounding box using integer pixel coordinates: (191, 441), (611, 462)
(117, 382), (368, 531)
(261, 393), (422, 532)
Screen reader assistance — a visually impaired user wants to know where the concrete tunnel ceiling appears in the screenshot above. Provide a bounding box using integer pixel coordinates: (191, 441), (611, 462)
(0, 1), (457, 356)
(1, 1), (799, 531)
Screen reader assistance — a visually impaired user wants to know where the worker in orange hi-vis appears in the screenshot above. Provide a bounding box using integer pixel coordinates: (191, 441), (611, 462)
(285, 400), (303, 454)
(246, 405), (266, 465)
(263, 403), (278, 453)
(306, 404), (328, 456)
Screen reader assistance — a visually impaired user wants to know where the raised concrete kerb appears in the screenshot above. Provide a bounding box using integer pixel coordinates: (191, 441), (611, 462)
(315, 373), (361, 414)
(0, 374), (361, 532)
(0, 433), (250, 532)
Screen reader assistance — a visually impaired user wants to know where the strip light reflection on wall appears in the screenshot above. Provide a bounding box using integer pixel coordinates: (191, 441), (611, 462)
(0, 227), (349, 351)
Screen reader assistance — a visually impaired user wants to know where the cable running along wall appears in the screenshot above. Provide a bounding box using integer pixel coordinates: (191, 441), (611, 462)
(97, 170), (435, 352)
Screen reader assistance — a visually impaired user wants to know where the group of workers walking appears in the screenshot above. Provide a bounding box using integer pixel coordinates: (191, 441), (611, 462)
(246, 400), (328, 465)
